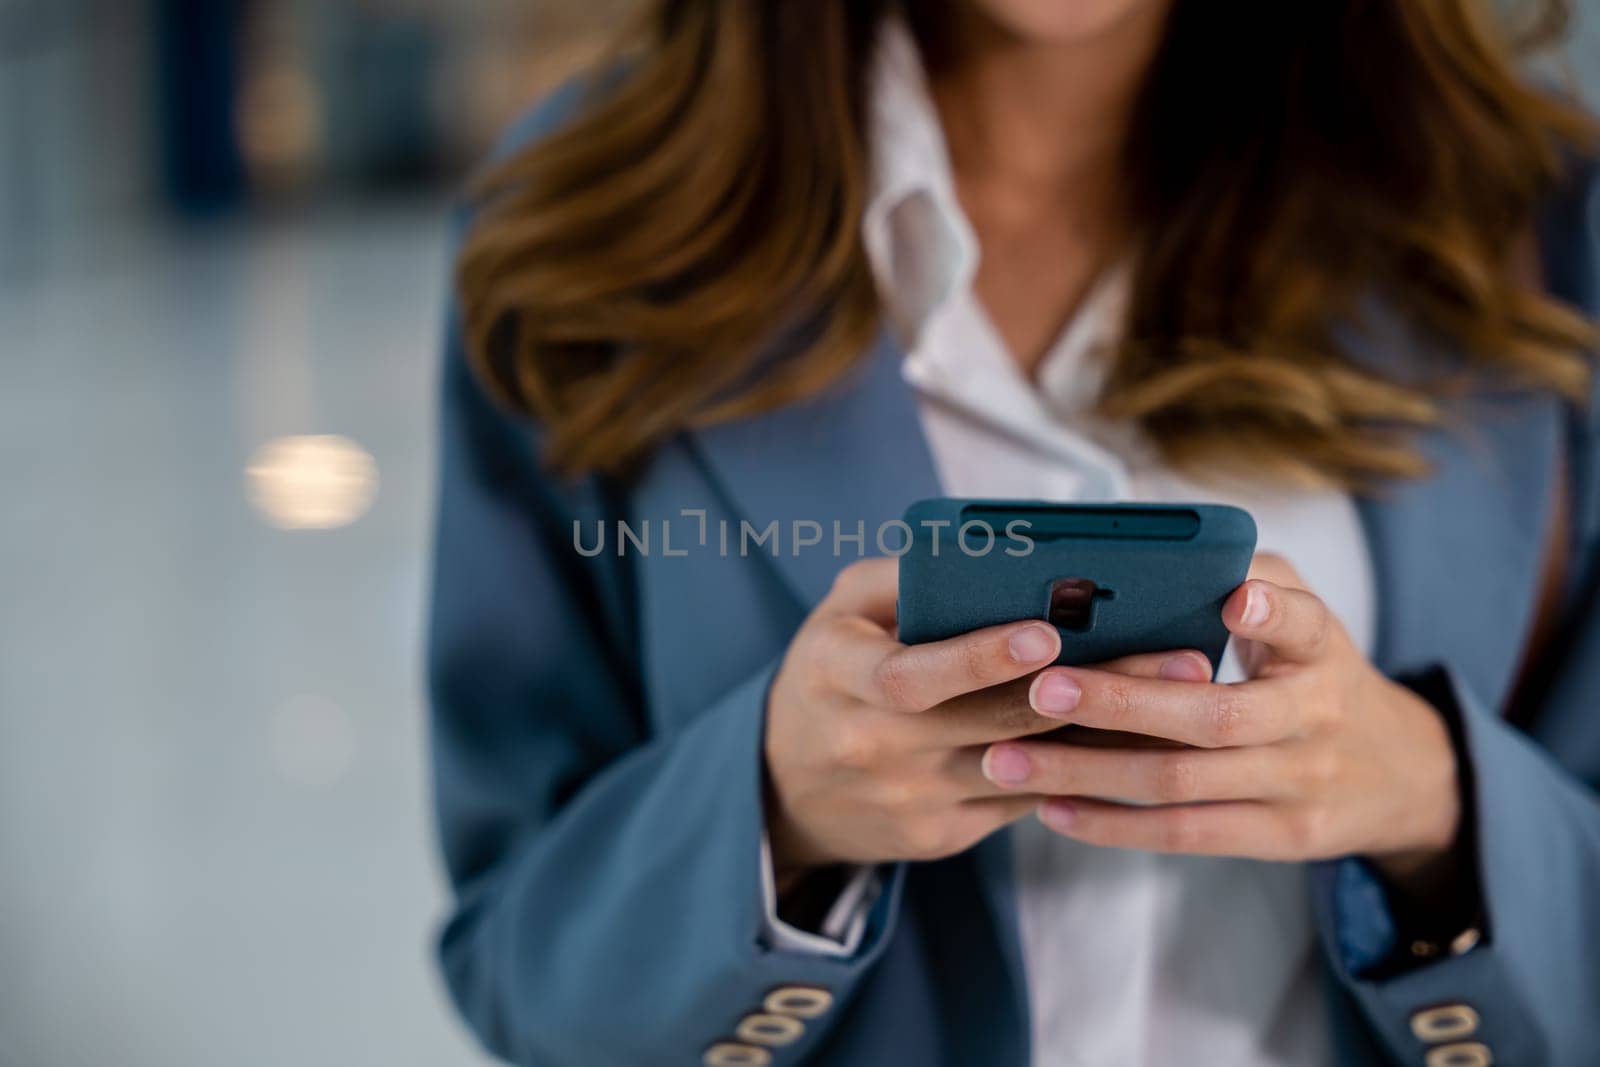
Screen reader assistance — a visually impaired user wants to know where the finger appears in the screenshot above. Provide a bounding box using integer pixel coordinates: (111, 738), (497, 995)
(1223, 579), (1337, 665)
(1088, 648), (1214, 682)
(1036, 797), (1308, 860)
(917, 649), (1212, 749)
(885, 796), (1042, 862)
(918, 677), (1069, 747)
(828, 618), (1062, 713)
(979, 740), (1283, 804)
(1246, 552), (1306, 588)
(946, 742), (1066, 797)
(821, 557), (900, 628)
(1048, 668), (1295, 747)
(943, 746), (996, 796)
(966, 794), (1044, 821)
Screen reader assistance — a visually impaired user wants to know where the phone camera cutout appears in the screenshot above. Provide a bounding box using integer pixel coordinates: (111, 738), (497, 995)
(1048, 578), (1114, 633)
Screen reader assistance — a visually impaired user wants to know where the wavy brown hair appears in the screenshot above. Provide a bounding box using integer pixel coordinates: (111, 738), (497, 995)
(457, 0), (1597, 485)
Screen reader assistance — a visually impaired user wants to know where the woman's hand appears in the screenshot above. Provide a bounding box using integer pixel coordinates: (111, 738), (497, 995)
(981, 555), (1463, 890)
(764, 558), (1206, 885)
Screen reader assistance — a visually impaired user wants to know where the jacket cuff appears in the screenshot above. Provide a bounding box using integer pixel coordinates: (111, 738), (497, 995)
(757, 832), (883, 958)
(1324, 667), (1485, 978)
(1312, 665), (1550, 1065)
(1323, 856), (1401, 976)
(699, 662), (908, 1066)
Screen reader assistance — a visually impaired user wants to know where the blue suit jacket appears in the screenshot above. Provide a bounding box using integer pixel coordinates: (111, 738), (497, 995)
(427, 87), (1600, 1066)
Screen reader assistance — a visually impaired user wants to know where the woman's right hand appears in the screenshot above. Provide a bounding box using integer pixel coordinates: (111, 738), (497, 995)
(763, 558), (1209, 886)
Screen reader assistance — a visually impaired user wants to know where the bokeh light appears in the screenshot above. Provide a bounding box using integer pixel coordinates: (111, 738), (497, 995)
(246, 434), (379, 530)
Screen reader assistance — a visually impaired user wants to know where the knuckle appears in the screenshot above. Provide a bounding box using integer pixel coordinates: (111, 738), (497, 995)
(1153, 755), (1201, 803)
(872, 776), (920, 815)
(1305, 601), (1333, 651)
(806, 615), (861, 671)
(1100, 677), (1139, 726)
(1158, 808), (1205, 852)
(1204, 687), (1250, 747)
(828, 613), (882, 645)
(797, 620), (846, 683)
(818, 612), (862, 639)
(828, 559), (872, 599)
(872, 653), (922, 711)
(829, 722), (883, 771)
(954, 634), (997, 685)
(1301, 689), (1340, 733)
(1283, 806), (1327, 857)
(1298, 748), (1341, 795)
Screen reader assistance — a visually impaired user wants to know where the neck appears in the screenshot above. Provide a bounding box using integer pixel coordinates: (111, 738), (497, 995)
(920, 3), (1168, 203)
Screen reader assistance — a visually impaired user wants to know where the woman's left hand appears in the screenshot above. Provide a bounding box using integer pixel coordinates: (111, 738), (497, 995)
(980, 554), (1463, 888)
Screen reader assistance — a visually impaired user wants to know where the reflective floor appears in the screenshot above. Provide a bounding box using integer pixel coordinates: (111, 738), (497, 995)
(0, 202), (490, 1067)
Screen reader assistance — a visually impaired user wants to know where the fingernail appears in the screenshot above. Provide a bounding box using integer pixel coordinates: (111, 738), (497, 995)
(983, 744), (1031, 786)
(1038, 799), (1076, 831)
(1160, 653), (1211, 682)
(1031, 672), (1081, 717)
(1241, 585), (1271, 628)
(1009, 624), (1057, 664)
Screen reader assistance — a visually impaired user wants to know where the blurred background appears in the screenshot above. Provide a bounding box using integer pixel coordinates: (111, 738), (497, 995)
(0, 3), (1596, 1066)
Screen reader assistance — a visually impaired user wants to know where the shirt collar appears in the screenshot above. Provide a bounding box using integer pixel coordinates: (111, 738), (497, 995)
(862, 16), (1132, 426)
(861, 16), (978, 345)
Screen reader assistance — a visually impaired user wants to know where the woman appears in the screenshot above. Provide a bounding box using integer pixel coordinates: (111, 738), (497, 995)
(428, 2), (1600, 1064)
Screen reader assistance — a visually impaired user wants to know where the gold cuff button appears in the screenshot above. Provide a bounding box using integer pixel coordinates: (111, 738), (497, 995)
(763, 985), (834, 1019)
(1410, 1004), (1481, 1043)
(736, 1012), (805, 1047)
(703, 1042), (772, 1067)
(1425, 1041), (1492, 1067)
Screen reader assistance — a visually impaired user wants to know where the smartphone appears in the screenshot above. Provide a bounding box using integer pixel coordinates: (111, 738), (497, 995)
(895, 499), (1256, 673)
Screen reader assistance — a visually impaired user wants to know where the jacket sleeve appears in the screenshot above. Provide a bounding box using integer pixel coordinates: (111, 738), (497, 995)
(426, 305), (905, 1067)
(1312, 663), (1600, 1065)
(1312, 145), (1600, 1067)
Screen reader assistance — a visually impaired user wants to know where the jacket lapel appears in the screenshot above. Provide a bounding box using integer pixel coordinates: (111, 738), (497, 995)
(1511, 154), (1600, 763)
(1354, 154), (1599, 715)
(1353, 374), (1563, 713)
(1538, 153), (1600, 558)
(688, 330), (942, 609)
(690, 330), (1035, 1060)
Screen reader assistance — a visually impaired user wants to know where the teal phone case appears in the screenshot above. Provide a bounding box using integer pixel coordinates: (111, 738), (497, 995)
(895, 499), (1257, 672)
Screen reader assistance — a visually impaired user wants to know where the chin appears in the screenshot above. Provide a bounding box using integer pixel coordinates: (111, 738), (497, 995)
(966, 0), (1170, 45)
